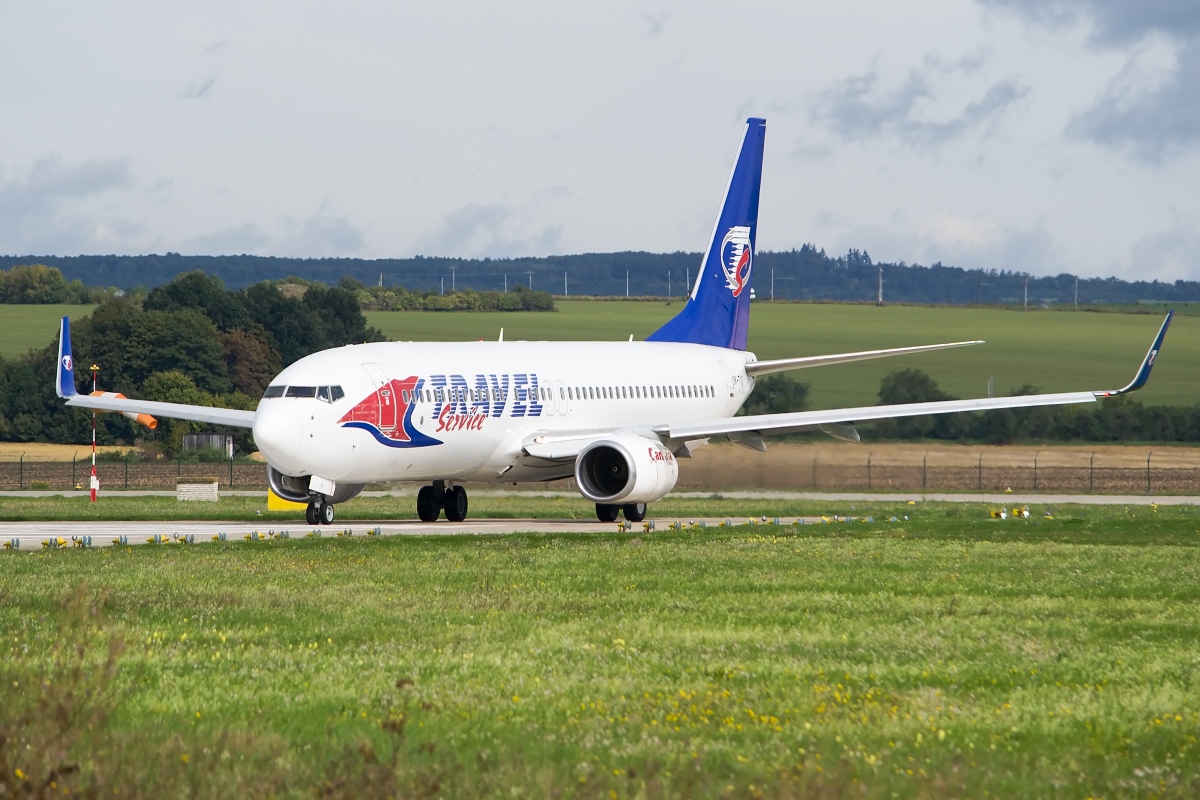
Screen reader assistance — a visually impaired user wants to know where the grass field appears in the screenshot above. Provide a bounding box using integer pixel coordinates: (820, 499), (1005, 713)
(0, 304), (94, 358)
(3, 504), (1199, 797)
(367, 301), (1200, 410)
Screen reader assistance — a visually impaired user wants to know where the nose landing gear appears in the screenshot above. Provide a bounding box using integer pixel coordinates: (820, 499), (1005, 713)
(306, 498), (336, 526)
(416, 480), (469, 522)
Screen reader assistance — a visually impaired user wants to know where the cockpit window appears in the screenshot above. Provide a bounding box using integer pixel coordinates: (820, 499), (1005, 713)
(317, 386), (331, 402)
(330, 386), (344, 402)
(262, 385), (285, 399)
(285, 386), (317, 398)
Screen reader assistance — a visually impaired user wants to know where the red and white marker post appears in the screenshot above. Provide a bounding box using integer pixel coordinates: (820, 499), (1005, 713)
(89, 364), (99, 502)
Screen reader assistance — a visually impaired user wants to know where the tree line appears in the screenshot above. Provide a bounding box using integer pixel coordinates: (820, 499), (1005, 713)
(0, 272), (381, 453)
(0, 263), (113, 304)
(7, 248), (1199, 305)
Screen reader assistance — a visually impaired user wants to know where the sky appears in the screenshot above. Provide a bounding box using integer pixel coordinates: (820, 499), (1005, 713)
(1, 0), (1198, 281)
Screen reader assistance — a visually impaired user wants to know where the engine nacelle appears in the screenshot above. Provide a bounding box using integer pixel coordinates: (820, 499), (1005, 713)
(267, 465), (364, 505)
(574, 433), (678, 504)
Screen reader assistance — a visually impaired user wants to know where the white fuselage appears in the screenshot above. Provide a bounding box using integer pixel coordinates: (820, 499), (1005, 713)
(252, 340), (757, 484)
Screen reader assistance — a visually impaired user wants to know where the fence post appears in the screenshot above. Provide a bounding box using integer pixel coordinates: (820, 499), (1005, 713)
(177, 455), (182, 479)
(71, 455), (76, 489)
(867, 452), (873, 490)
(922, 452), (927, 490)
(1033, 451), (1040, 491)
(18, 452), (24, 490)
(812, 455), (818, 489)
(977, 453), (983, 491)
(124, 453), (130, 489)
(1146, 451), (1152, 495)
(229, 455), (234, 488)
(1089, 452), (1095, 493)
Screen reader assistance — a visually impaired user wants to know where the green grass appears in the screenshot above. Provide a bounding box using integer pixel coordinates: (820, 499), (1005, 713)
(0, 304), (95, 358)
(3, 504), (1200, 797)
(368, 301), (1200, 411)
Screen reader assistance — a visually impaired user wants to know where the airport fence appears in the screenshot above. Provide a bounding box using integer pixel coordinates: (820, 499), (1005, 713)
(0, 454), (1197, 495)
(0, 457), (267, 491)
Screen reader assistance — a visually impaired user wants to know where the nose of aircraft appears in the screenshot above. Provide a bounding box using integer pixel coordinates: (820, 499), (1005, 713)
(252, 404), (305, 471)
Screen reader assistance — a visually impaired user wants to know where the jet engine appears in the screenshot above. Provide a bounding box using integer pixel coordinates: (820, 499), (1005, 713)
(267, 465), (364, 504)
(574, 433), (678, 504)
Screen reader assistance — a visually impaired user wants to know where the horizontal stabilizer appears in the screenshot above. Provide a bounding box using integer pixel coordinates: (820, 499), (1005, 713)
(745, 340), (983, 377)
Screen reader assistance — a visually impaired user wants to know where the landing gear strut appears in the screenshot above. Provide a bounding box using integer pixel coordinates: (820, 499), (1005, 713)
(416, 481), (470, 522)
(306, 498), (335, 526)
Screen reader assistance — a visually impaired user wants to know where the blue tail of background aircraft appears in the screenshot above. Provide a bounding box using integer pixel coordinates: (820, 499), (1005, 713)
(647, 117), (765, 351)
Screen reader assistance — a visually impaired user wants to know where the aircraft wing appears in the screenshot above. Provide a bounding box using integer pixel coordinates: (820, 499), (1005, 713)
(658, 311), (1172, 444)
(523, 311), (1172, 460)
(55, 317), (256, 429)
(64, 394), (256, 428)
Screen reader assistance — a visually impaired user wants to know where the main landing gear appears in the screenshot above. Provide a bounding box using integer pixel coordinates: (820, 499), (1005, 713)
(595, 503), (647, 523)
(416, 480), (469, 523)
(306, 497), (336, 526)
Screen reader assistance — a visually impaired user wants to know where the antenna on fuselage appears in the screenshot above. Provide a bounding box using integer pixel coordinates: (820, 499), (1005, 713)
(498, 328), (504, 342)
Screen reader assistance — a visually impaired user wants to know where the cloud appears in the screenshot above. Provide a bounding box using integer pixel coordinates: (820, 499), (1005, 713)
(186, 223), (271, 254)
(836, 212), (1060, 274)
(183, 76), (217, 100)
(414, 202), (563, 258)
(1121, 220), (1200, 281)
(807, 57), (1027, 150)
(643, 11), (671, 38)
(0, 157), (143, 253)
(979, 0), (1200, 161)
(186, 206), (364, 257)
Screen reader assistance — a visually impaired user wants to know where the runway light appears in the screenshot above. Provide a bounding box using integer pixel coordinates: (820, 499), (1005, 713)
(4, 538), (18, 550)
(115, 535), (129, 546)
(306, 530), (319, 538)
(642, 520), (655, 532)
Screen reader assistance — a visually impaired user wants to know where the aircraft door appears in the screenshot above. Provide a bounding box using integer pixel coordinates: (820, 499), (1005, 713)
(556, 380), (569, 416)
(361, 362), (397, 432)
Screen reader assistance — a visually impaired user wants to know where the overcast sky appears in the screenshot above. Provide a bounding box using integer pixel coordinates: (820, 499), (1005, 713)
(1, 0), (1198, 280)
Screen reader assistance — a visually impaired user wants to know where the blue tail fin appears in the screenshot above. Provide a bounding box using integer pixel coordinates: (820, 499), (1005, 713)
(647, 117), (765, 351)
(56, 316), (78, 398)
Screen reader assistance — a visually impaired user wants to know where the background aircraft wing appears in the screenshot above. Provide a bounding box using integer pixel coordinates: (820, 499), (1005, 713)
(55, 316), (255, 428)
(64, 394), (255, 428)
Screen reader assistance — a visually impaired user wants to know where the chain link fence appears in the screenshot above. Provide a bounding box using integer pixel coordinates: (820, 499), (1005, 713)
(0, 458), (266, 490)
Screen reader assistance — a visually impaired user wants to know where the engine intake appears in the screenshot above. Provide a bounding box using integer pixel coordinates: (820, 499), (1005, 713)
(574, 433), (678, 504)
(268, 466), (364, 504)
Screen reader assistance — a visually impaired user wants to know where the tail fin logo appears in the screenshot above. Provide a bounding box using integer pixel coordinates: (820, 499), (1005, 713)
(62, 355), (73, 373)
(720, 226), (753, 297)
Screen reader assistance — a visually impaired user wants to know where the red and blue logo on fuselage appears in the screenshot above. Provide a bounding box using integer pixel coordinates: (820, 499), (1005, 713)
(339, 376), (442, 448)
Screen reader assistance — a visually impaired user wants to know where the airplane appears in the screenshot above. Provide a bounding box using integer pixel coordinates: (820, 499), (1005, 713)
(54, 117), (1173, 526)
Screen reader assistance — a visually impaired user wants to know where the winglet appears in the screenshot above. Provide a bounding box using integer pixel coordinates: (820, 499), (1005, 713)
(56, 316), (77, 398)
(1098, 310), (1172, 397)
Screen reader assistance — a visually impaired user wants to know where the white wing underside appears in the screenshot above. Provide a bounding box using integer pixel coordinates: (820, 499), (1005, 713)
(65, 395), (256, 428)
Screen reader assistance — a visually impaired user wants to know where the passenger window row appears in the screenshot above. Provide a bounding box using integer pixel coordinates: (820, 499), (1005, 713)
(568, 384), (714, 401)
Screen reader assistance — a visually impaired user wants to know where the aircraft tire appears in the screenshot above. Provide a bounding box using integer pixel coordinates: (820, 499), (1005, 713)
(444, 486), (468, 522)
(305, 503), (318, 526)
(416, 485), (441, 522)
(622, 503), (647, 522)
(319, 501), (335, 526)
(595, 503), (620, 522)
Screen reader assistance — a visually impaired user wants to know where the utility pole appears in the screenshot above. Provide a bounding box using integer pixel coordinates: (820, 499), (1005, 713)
(626, 270), (629, 297)
(564, 272), (568, 296)
(504, 273), (507, 293)
(667, 271), (671, 300)
(876, 265), (883, 306)
(450, 264), (457, 292)
(89, 364), (99, 502)
(1023, 275), (1028, 311)
(379, 272), (383, 288)
(771, 269), (774, 302)
(440, 276), (444, 295)
(527, 271), (533, 289)
(686, 269), (690, 296)
(1074, 275), (1079, 310)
